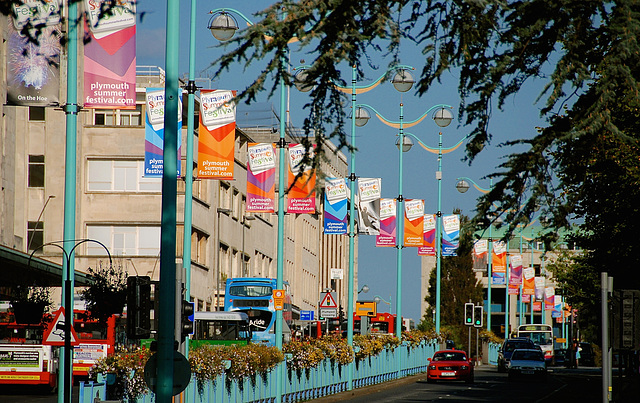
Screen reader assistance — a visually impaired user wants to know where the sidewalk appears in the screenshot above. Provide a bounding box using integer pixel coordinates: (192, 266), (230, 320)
(308, 373), (427, 403)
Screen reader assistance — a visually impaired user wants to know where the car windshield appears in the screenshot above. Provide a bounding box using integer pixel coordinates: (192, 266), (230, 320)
(433, 352), (467, 362)
(504, 341), (532, 352)
(511, 350), (544, 361)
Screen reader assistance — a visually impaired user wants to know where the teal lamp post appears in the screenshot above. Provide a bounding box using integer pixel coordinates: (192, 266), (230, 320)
(208, 8), (290, 401)
(401, 122), (470, 335)
(374, 295), (392, 312)
(356, 98), (453, 342)
(456, 177), (493, 333)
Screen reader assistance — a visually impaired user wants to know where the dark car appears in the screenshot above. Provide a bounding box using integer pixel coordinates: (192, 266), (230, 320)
(498, 337), (537, 372)
(507, 348), (547, 380)
(554, 348), (568, 366)
(427, 349), (474, 383)
(579, 342), (595, 366)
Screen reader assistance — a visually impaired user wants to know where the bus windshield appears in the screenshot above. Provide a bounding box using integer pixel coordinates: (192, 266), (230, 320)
(518, 330), (552, 346)
(229, 285), (272, 297)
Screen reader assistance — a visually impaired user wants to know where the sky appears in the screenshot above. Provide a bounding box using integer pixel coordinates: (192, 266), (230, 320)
(134, 1), (548, 323)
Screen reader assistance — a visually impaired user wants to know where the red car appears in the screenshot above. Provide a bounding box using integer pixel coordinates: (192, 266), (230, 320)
(427, 349), (474, 383)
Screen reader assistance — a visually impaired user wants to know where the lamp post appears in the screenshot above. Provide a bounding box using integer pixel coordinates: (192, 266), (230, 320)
(356, 101), (453, 343)
(209, 8), (290, 401)
(29, 239), (112, 403)
(373, 295), (392, 313)
(358, 284), (370, 294)
(456, 177), (493, 333)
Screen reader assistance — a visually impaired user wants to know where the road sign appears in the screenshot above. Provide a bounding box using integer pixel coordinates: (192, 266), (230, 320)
(273, 289), (285, 311)
(42, 307), (80, 346)
(320, 308), (338, 318)
(300, 310), (314, 321)
(319, 292), (338, 309)
(355, 301), (377, 317)
(144, 351), (191, 396)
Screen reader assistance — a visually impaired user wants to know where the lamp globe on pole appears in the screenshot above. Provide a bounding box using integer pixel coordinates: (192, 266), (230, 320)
(208, 11), (239, 41)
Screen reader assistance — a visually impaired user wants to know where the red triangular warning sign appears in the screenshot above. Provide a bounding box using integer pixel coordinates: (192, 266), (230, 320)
(320, 292), (338, 309)
(42, 307), (80, 346)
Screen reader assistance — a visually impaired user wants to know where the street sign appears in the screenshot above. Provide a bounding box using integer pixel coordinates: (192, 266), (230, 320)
(330, 268), (343, 280)
(300, 310), (314, 321)
(144, 351), (191, 396)
(42, 307), (80, 346)
(320, 308), (338, 318)
(355, 301), (377, 317)
(319, 292), (338, 309)
(273, 289), (285, 311)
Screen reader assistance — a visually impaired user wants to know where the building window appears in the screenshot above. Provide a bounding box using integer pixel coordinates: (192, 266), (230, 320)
(27, 221), (44, 252)
(92, 105), (143, 126)
(191, 230), (208, 266)
(29, 106), (45, 121)
(87, 225), (160, 256)
(219, 182), (231, 210)
(28, 155), (45, 188)
(88, 160), (161, 192)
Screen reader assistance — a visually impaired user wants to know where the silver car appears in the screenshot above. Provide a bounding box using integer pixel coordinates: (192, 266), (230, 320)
(507, 348), (547, 380)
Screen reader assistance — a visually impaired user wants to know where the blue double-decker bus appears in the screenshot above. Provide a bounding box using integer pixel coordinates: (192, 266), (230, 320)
(224, 278), (292, 346)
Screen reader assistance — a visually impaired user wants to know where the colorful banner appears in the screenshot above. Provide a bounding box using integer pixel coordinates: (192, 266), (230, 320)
(441, 214), (460, 256)
(509, 254), (523, 286)
(471, 239), (488, 271)
(197, 89), (236, 179)
(523, 267), (535, 295)
(247, 143), (276, 212)
(522, 294), (531, 303)
(287, 144), (316, 214)
(83, 0), (136, 109)
(418, 214), (436, 256)
(357, 178), (381, 235)
(403, 199), (424, 247)
(534, 276), (545, 300)
(491, 241), (507, 285)
(323, 178), (348, 234)
(545, 287), (555, 310)
(533, 301), (542, 312)
(552, 295), (563, 318)
(376, 198), (396, 247)
(508, 285), (520, 295)
(6, 1), (62, 106)
(144, 88), (182, 177)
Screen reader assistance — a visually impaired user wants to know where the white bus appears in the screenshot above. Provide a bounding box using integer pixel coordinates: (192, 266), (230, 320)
(516, 324), (554, 364)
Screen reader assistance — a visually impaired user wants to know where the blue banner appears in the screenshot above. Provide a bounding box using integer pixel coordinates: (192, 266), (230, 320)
(144, 88), (182, 177)
(441, 214), (460, 256)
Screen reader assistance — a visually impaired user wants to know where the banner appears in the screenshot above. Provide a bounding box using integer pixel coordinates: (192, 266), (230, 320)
(471, 239), (488, 271)
(247, 143), (276, 212)
(508, 285), (520, 295)
(522, 294), (531, 303)
(357, 178), (381, 235)
(6, 1), (62, 106)
(144, 88), (182, 177)
(403, 199), (424, 247)
(376, 198), (396, 247)
(418, 214), (436, 256)
(490, 241), (507, 285)
(509, 254), (523, 286)
(441, 214), (460, 256)
(197, 89), (236, 179)
(552, 295), (563, 318)
(523, 267), (535, 295)
(323, 178), (348, 234)
(83, 0), (136, 109)
(534, 276), (545, 300)
(287, 144), (316, 214)
(545, 287), (555, 310)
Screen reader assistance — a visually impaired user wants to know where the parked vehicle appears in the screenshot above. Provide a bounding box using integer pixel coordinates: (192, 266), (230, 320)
(554, 348), (568, 366)
(507, 348), (547, 381)
(497, 337), (537, 372)
(426, 349), (474, 383)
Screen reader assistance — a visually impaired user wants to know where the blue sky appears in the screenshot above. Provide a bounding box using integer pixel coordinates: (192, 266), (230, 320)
(134, 1), (548, 323)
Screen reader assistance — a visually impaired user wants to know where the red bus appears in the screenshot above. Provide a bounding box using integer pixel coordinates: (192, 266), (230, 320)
(353, 312), (399, 335)
(72, 311), (118, 379)
(0, 305), (57, 390)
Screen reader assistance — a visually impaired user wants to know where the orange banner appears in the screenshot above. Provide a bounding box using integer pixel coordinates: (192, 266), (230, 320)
(403, 199), (424, 247)
(287, 144), (316, 213)
(197, 90), (236, 179)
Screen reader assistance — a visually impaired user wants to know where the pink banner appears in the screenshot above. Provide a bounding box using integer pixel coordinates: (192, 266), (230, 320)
(83, 1), (136, 109)
(287, 144), (316, 214)
(247, 143), (276, 212)
(509, 254), (523, 286)
(418, 214), (436, 256)
(376, 198), (396, 247)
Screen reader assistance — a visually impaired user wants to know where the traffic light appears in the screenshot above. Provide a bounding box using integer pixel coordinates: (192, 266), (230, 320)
(126, 276), (151, 339)
(474, 305), (483, 328)
(464, 303), (474, 326)
(180, 299), (195, 339)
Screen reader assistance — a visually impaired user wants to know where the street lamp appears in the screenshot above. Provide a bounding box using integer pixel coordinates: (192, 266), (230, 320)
(358, 285), (370, 294)
(209, 8), (290, 401)
(29, 239), (112, 403)
(355, 100), (453, 341)
(456, 176), (493, 333)
(373, 295), (392, 313)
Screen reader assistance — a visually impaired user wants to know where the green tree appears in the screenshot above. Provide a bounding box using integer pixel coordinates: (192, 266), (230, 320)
(424, 212), (483, 328)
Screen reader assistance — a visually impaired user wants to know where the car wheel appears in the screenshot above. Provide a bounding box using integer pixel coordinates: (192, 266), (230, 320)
(427, 377), (434, 383)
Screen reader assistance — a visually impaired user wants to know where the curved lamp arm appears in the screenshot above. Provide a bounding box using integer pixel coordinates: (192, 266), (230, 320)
(28, 238), (114, 273)
(208, 8), (299, 44)
(333, 65), (415, 95)
(373, 295), (392, 305)
(456, 176), (491, 194)
(404, 132), (470, 155)
(356, 103), (453, 129)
